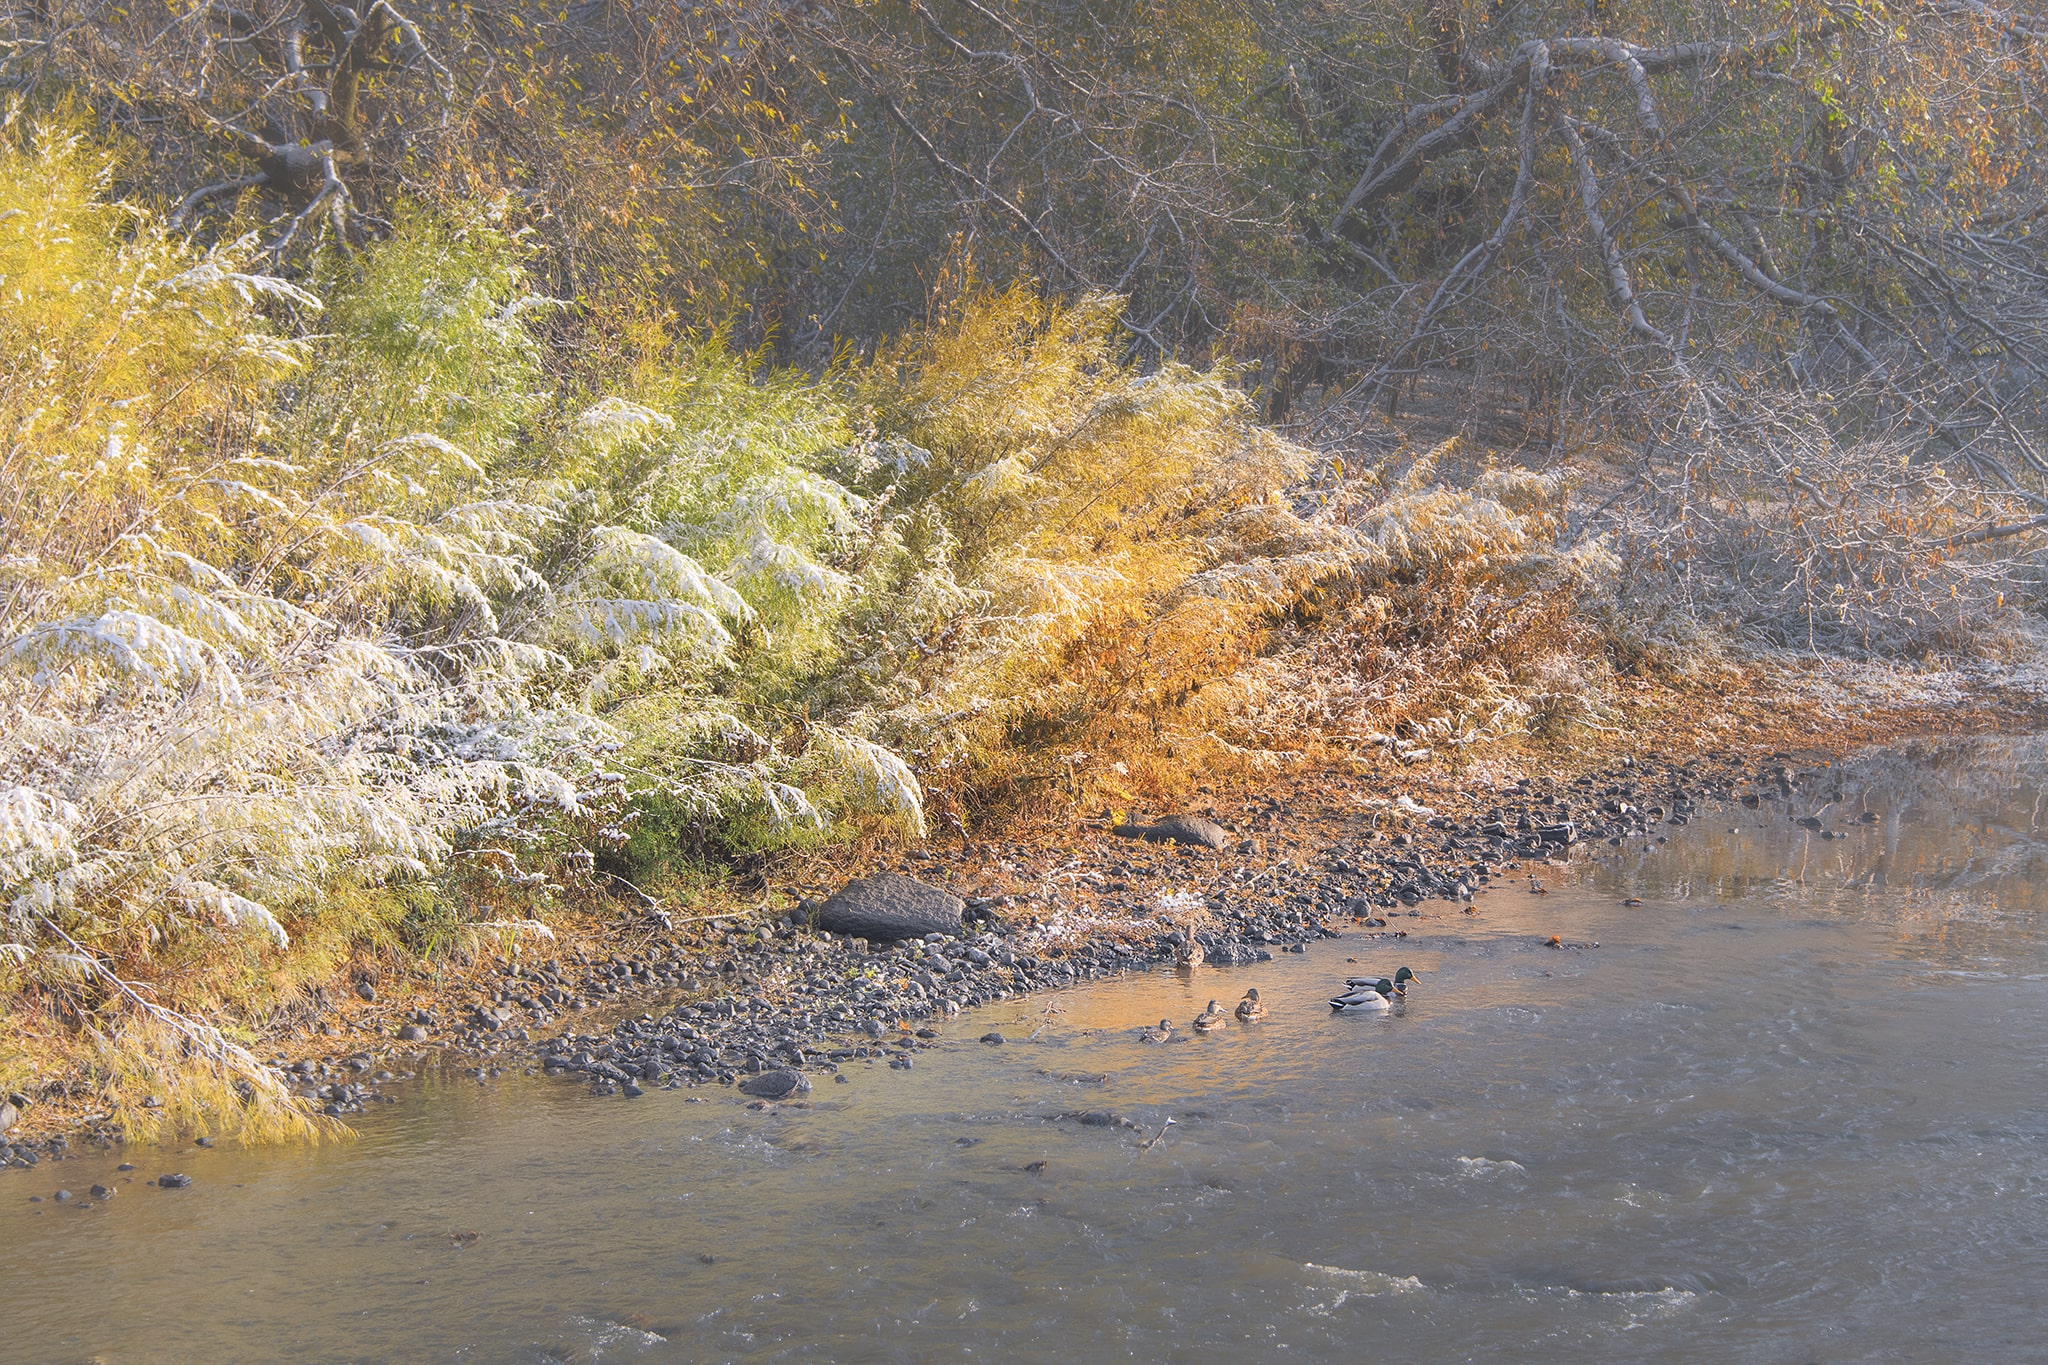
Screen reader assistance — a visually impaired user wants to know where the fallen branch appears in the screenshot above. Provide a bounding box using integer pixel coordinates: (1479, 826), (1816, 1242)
(168, 172), (270, 229)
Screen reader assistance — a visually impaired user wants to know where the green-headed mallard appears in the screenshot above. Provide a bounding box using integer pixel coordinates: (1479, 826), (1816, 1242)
(1329, 978), (1395, 1012)
(1343, 966), (1419, 996)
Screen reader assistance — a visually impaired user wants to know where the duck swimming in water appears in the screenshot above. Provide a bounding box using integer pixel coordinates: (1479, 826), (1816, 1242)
(1329, 978), (1395, 1012)
(1234, 987), (1266, 1021)
(1343, 966), (1420, 996)
(1192, 1000), (1226, 1032)
(1138, 1018), (1175, 1043)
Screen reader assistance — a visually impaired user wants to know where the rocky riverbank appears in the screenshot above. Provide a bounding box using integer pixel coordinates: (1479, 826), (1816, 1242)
(521, 746), (1788, 1103)
(0, 673), (2025, 1165)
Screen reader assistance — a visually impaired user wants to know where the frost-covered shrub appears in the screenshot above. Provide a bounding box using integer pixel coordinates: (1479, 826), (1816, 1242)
(1121, 440), (1620, 774)
(1595, 408), (2036, 660)
(0, 124), (575, 1134)
(0, 127), (932, 1133)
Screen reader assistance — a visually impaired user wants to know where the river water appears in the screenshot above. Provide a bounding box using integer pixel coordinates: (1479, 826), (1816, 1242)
(5, 737), (2048, 1364)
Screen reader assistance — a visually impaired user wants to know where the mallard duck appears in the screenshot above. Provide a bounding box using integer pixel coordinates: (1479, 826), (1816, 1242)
(1234, 987), (1266, 1021)
(1192, 1000), (1226, 1032)
(1137, 1018), (1175, 1043)
(1343, 966), (1419, 995)
(1329, 978), (1395, 1012)
(1175, 939), (1206, 968)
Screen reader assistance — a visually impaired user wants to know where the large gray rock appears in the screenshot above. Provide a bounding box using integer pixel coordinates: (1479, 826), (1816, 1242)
(737, 1069), (812, 1100)
(815, 873), (964, 941)
(1111, 814), (1232, 850)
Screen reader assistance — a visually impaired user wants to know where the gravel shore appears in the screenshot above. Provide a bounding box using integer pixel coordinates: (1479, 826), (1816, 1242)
(0, 740), (1881, 1163)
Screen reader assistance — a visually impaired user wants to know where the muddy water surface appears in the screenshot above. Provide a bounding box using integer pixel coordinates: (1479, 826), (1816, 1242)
(5, 737), (2048, 1363)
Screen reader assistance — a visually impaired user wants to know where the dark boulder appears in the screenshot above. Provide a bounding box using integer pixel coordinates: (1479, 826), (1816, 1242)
(736, 1069), (812, 1100)
(814, 873), (964, 941)
(1110, 814), (1231, 850)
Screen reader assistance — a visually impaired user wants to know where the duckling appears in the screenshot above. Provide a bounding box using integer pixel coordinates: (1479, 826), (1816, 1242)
(1329, 978), (1395, 1012)
(1192, 1000), (1227, 1032)
(1343, 966), (1419, 996)
(1234, 987), (1266, 1022)
(1137, 1018), (1175, 1043)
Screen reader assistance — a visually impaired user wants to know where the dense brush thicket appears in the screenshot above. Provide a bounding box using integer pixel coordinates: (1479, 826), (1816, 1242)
(9, 0), (2042, 664)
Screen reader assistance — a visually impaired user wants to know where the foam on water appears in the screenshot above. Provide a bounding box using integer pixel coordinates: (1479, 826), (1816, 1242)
(1303, 1262), (1427, 1293)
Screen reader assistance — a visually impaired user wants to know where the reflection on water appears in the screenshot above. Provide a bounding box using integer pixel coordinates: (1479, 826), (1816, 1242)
(6, 736), (2048, 1363)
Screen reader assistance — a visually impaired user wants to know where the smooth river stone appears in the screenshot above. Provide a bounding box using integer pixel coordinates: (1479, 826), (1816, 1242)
(736, 1069), (812, 1100)
(814, 873), (964, 941)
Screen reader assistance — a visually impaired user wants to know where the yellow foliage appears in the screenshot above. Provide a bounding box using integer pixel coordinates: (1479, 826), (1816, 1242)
(855, 286), (1306, 787)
